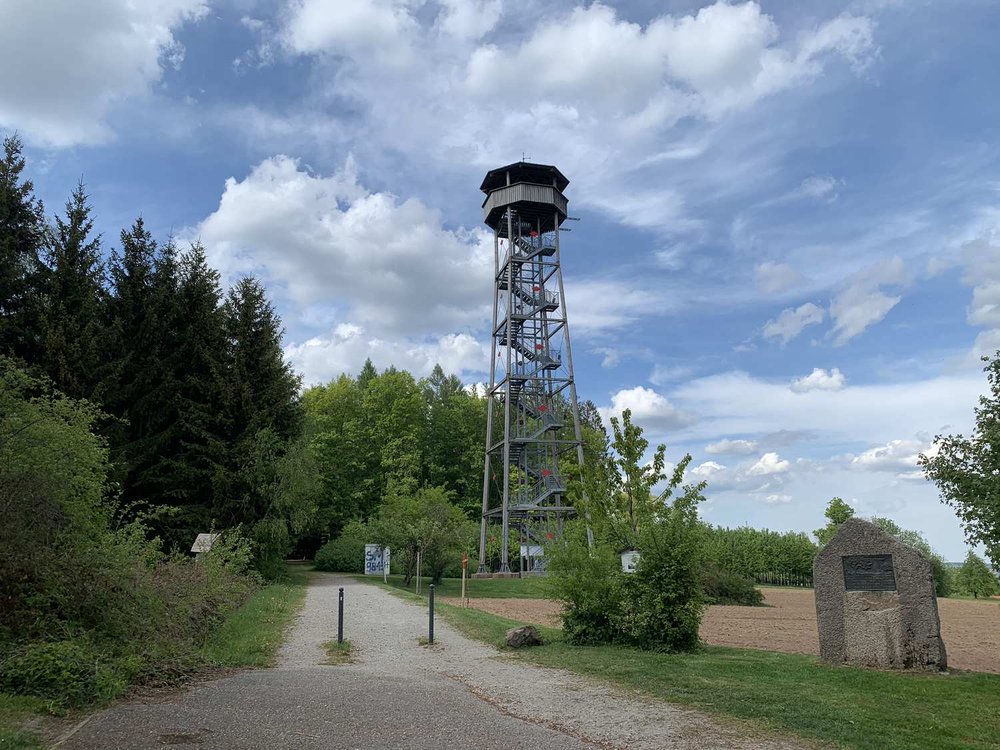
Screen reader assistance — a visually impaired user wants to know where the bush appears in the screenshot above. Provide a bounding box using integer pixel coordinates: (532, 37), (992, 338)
(617, 493), (705, 652)
(550, 409), (707, 652)
(314, 521), (368, 572)
(548, 521), (623, 645)
(0, 640), (122, 707)
(701, 564), (764, 606)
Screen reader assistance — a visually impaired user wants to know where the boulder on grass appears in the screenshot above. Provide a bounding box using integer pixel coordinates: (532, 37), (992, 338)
(505, 625), (543, 648)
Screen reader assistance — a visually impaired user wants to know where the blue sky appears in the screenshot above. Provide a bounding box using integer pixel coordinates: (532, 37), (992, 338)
(4, 0), (1000, 560)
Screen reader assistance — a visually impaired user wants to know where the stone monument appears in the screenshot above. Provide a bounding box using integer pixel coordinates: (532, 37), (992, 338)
(813, 518), (946, 671)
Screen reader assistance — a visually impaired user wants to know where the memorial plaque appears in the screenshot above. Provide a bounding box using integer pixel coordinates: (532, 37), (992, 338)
(815, 519), (946, 670)
(842, 554), (896, 591)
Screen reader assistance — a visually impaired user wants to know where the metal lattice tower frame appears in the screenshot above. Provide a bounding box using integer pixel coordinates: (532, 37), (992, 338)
(476, 162), (586, 576)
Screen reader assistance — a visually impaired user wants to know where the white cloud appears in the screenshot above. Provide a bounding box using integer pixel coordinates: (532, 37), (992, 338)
(790, 367), (846, 393)
(464, 3), (875, 121)
(286, 326), (489, 386)
(192, 155), (492, 337)
(563, 279), (671, 333)
(594, 348), (620, 369)
(670, 370), (983, 447)
(265, 0), (877, 235)
(691, 461), (728, 480)
(435, 0), (502, 40)
(705, 438), (758, 455)
(0, 0), (207, 145)
(754, 261), (806, 295)
(850, 438), (938, 478)
(650, 364), (696, 386)
(762, 302), (825, 344)
(798, 175), (840, 201)
(602, 386), (695, 432)
(764, 493), (792, 505)
(962, 236), (1000, 358)
(747, 451), (791, 475)
(829, 256), (906, 345)
(282, 0), (417, 62)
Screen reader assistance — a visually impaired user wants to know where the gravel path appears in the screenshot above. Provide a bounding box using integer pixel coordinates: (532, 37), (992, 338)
(60, 574), (808, 749)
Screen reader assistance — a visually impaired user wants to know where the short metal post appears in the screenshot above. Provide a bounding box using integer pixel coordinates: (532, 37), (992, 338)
(428, 584), (435, 645)
(338, 587), (344, 644)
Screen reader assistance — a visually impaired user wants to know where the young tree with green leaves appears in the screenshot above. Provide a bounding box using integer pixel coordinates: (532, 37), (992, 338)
(956, 551), (999, 599)
(814, 496), (855, 545)
(369, 486), (473, 584)
(550, 408), (706, 651)
(921, 351), (1000, 567)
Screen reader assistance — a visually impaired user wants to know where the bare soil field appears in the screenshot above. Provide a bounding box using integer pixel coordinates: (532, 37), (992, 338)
(442, 587), (1000, 674)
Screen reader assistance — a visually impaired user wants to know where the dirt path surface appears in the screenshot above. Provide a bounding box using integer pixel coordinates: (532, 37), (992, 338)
(61, 574), (807, 749)
(448, 588), (1000, 674)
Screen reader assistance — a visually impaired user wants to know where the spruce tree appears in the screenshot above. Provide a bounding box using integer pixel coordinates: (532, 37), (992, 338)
(104, 219), (181, 533)
(157, 242), (228, 539)
(39, 181), (106, 399)
(0, 135), (46, 363)
(217, 277), (302, 525)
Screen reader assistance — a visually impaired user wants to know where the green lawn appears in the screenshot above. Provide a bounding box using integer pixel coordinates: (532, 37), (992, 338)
(377, 573), (553, 599)
(201, 565), (310, 667)
(373, 580), (1000, 750)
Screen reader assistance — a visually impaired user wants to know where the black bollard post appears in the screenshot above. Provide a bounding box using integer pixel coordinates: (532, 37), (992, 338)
(338, 587), (344, 644)
(428, 584), (435, 645)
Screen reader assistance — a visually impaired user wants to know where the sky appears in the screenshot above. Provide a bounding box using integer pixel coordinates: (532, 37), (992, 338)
(3, 0), (999, 560)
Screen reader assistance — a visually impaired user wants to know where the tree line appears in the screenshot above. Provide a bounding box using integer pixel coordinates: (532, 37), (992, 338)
(1, 134), (306, 574)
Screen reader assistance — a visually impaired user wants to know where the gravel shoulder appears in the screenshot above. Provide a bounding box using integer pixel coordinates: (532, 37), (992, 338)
(61, 573), (808, 749)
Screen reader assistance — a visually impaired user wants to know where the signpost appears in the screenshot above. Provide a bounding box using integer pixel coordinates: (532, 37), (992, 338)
(364, 544), (390, 577)
(461, 553), (468, 603)
(416, 549), (422, 594)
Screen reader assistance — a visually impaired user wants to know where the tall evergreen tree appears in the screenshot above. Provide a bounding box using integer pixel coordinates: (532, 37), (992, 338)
(104, 219), (181, 532)
(0, 135), (46, 363)
(217, 277), (302, 526)
(156, 242), (228, 539)
(39, 181), (105, 399)
(357, 358), (377, 390)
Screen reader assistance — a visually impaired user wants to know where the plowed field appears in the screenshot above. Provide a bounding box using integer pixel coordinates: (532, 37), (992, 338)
(442, 587), (1000, 674)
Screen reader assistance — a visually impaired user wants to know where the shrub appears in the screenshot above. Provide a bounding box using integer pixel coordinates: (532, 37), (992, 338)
(701, 564), (764, 606)
(550, 409), (707, 652)
(618, 492), (705, 652)
(314, 521), (368, 572)
(0, 640), (123, 707)
(547, 521), (623, 645)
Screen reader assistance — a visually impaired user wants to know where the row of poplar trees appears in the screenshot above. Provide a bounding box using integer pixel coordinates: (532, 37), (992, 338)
(0, 135), (303, 559)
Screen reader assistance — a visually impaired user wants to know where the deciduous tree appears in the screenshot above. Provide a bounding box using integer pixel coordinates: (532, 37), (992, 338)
(921, 351), (1000, 567)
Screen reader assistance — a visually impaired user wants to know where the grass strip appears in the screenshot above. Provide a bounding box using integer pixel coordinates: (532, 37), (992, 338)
(0, 695), (48, 749)
(201, 566), (310, 668)
(374, 573), (552, 600)
(321, 640), (353, 665)
(370, 579), (1000, 750)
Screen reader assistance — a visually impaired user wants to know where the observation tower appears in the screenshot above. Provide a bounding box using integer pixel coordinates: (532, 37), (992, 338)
(476, 162), (586, 576)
